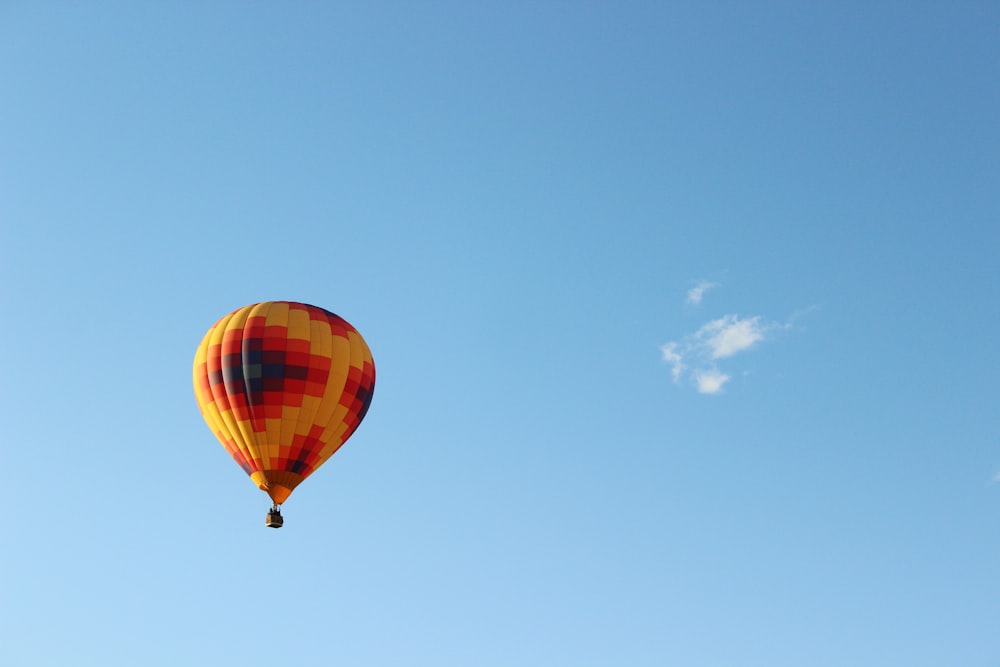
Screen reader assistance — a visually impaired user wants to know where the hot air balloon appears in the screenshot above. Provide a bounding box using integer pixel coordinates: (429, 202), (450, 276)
(193, 301), (375, 528)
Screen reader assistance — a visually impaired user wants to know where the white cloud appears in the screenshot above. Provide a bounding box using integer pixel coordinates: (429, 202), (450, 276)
(686, 280), (718, 305)
(701, 315), (765, 359)
(660, 342), (685, 382)
(661, 311), (786, 395)
(694, 369), (729, 394)
(663, 280), (808, 395)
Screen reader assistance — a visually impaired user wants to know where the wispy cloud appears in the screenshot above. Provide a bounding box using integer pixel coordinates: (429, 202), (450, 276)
(660, 342), (685, 382)
(686, 280), (718, 305)
(663, 280), (809, 395)
(702, 315), (765, 359)
(662, 314), (768, 394)
(694, 369), (730, 394)
(662, 291), (811, 394)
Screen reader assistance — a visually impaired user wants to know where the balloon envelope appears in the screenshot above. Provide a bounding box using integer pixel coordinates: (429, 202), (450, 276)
(193, 301), (375, 504)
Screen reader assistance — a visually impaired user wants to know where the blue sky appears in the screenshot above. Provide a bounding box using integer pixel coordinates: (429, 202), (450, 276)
(2, 2), (998, 665)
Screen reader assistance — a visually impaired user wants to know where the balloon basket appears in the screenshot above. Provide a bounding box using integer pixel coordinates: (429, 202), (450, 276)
(266, 505), (284, 528)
